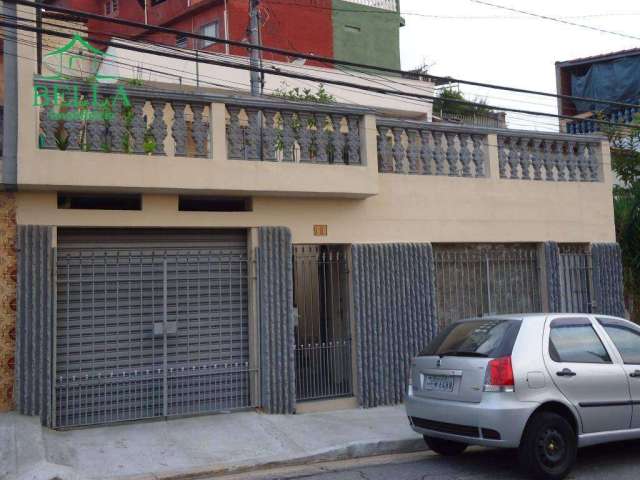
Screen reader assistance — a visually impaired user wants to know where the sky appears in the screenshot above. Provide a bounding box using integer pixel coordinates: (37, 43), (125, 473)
(398, 0), (640, 131)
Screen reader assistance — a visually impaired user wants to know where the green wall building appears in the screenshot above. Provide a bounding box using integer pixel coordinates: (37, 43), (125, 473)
(332, 0), (403, 71)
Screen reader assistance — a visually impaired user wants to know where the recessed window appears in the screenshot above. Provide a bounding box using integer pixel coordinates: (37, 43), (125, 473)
(197, 21), (219, 48)
(176, 33), (188, 49)
(57, 193), (142, 211)
(104, 0), (118, 15)
(178, 196), (251, 212)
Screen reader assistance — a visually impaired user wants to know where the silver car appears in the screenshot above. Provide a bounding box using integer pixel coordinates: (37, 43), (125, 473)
(406, 313), (640, 480)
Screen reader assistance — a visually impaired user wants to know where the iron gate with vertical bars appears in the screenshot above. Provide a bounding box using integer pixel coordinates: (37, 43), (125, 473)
(559, 246), (593, 313)
(434, 245), (542, 331)
(293, 245), (353, 402)
(54, 230), (255, 428)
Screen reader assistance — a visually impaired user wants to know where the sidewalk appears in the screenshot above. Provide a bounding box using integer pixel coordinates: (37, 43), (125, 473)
(0, 405), (423, 480)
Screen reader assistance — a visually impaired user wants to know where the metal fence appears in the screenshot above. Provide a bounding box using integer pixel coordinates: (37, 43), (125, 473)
(434, 245), (542, 331)
(293, 245), (353, 402)
(559, 246), (593, 313)
(54, 246), (255, 428)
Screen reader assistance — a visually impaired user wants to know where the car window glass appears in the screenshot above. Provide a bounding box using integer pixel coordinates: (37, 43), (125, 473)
(549, 319), (611, 364)
(598, 318), (640, 364)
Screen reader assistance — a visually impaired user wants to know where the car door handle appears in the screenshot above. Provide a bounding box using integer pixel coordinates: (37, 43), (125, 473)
(556, 368), (576, 377)
(630, 370), (640, 378)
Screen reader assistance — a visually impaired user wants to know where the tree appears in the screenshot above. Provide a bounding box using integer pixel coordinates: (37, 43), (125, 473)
(602, 116), (640, 320)
(433, 86), (493, 116)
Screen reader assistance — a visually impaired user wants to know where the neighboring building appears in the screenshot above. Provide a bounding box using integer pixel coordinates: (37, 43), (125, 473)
(0, 5), (625, 428)
(45, 0), (403, 69)
(556, 49), (640, 134)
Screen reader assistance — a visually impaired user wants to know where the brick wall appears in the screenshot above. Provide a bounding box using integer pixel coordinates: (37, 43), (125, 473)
(0, 193), (17, 411)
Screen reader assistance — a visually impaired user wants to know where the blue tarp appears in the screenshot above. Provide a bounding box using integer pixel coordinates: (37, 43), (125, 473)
(571, 55), (640, 113)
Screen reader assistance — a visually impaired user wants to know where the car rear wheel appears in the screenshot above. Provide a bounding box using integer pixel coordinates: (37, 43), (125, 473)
(423, 435), (468, 456)
(518, 412), (577, 480)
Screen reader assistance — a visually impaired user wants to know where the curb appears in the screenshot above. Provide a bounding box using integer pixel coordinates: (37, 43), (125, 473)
(123, 438), (425, 480)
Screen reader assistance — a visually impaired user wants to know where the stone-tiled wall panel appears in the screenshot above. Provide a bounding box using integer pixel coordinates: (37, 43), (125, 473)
(592, 243), (626, 318)
(0, 193), (17, 411)
(351, 243), (437, 408)
(258, 227), (295, 414)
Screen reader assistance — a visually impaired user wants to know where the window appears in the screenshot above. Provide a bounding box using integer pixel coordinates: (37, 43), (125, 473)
(419, 319), (522, 358)
(197, 21), (219, 48)
(178, 196), (251, 212)
(104, 0), (118, 15)
(176, 34), (188, 49)
(598, 318), (640, 364)
(57, 193), (142, 211)
(549, 318), (611, 364)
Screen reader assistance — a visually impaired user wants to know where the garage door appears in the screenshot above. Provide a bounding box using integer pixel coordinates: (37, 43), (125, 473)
(54, 229), (252, 428)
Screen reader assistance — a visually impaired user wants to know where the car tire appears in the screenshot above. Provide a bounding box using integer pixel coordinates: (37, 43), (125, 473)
(423, 435), (468, 456)
(518, 412), (577, 480)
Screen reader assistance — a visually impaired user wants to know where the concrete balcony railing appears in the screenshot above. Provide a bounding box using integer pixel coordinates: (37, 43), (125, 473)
(23, 78), (609, 197)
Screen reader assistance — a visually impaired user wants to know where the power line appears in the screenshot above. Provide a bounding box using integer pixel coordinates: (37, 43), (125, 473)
(468, 0), (640, 41)
(10, 0), (640, 113)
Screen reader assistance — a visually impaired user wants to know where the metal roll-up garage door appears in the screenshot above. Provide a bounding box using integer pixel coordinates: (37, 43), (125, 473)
(54, 229), (252, 428)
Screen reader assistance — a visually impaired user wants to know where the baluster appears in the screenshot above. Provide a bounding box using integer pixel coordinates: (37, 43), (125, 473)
(391, 127), (405, 172)
(281, 111), (296, 162)
(171, 101), (187, 156)
(298, 112), (312, 163)
(331, 115), (345, 164)
(507, 137), (520, 179)
(519, 138), (531, 180)
(407, 129), (419, 174)
(497, 135), (507, 178)
(129, 97), (146, 154)
(261, 109), (278, 161)
(39, 102), (58, 149)
(588, 143), (600, 181)
(377, 126), (393, 172)
(419, 129), (433, 175)
(191, 104), (208, 158)
(554, 142), (566, 181)
(471, 135), (485, 177)
(445, 133), (460, 176)
(566, 141), (577, 181)
(226, 105), (243, 159)
(314, 113), (328, 163)
(149, 99), (167, 155)
(87, 93), (107, 152)
(433, 131), (445, 175)
(531, 139), (543, 180)
(542, 141), (554, 181)
(65, 105), (84, 151)
(245, 107), (261, 160)
(346, 115), (361, 165)
(577, 142), (589, 181)
(459, 133), (472, 177)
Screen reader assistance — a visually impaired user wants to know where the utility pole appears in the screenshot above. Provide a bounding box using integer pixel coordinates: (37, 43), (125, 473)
(248, 0), (261, 96)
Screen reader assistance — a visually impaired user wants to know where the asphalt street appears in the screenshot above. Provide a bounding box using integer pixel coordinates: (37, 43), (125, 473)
(222, 441), (640, 480)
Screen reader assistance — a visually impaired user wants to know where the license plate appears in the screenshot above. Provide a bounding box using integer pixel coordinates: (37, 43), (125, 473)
(423, 374), (455, 392)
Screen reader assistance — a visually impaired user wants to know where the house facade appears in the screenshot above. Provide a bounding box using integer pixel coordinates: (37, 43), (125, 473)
(44, 0), (403, 69)
(556, 49), (640, 134)
(0, 5), (625, 426)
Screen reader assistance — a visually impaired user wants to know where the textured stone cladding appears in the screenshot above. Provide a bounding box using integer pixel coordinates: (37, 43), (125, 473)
(0, 193), (17, 411)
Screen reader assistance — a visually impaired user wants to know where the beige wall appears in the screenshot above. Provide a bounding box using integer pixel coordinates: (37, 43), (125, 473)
(17, 166), (616, 244)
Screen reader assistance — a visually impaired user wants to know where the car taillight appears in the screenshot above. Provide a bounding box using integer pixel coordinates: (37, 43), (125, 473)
(484, 356), (515, 392)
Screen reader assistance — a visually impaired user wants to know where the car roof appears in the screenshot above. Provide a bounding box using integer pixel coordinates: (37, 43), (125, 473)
(458, 313), (628, 323)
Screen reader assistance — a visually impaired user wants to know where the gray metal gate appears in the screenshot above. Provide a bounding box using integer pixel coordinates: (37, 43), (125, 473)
(434, 245), (542, 331)
(559, 246), (593, 313)
(54, 229), (253, 428)
(293, 245), (352, 402)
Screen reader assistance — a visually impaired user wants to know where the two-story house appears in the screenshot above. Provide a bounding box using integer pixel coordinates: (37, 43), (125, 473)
(0, 3), (625, 429)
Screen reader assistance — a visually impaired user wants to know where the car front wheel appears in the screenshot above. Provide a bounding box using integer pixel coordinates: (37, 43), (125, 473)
(518, 412), (577, 480)
(423, 435), (468, 456)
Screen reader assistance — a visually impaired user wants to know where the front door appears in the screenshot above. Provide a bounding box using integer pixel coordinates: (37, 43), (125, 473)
(543, 316), (631, 434)
(595, 316), (640, 428)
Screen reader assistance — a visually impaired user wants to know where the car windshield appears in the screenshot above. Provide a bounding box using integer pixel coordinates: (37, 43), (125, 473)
(420, 319), (522, 358)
